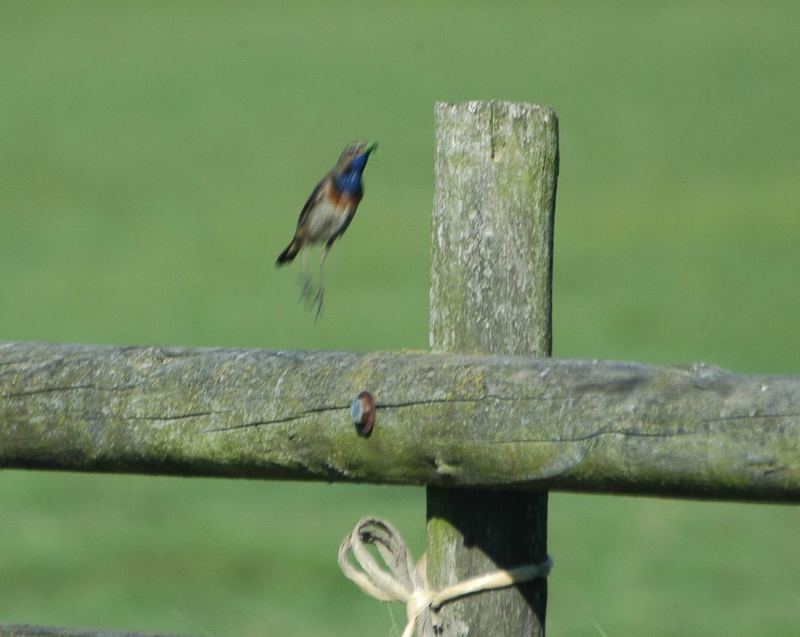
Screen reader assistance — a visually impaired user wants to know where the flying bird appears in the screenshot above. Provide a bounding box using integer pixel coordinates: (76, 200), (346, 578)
(276, 141), (377, 318)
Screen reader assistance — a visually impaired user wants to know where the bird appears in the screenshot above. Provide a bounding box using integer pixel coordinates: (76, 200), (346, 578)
(276, 140), (377, 318)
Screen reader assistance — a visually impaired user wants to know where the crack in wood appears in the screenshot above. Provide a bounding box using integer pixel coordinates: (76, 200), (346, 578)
(378, 393), (557, 410)
(204, 404), (346, 432)
(1, 383), (143, 398)
(203, 395), (562, 433)
(485, 428), (699, 445)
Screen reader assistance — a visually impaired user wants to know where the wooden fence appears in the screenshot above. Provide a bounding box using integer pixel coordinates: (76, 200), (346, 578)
(1, 101), (798, 637)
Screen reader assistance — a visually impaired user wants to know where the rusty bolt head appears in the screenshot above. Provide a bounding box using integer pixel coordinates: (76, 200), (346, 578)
(351, 391), (375, 436)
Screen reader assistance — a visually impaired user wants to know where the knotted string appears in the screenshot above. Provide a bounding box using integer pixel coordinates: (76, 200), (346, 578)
(338, 517), (553, 637)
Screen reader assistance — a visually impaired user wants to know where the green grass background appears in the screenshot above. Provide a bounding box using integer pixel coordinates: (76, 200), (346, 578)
(1, 2), (799, 635)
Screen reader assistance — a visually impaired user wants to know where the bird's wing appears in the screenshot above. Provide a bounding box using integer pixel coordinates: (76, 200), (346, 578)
(295, 177), (329, 229)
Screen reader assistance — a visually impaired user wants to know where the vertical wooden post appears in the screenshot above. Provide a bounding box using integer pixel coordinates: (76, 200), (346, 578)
(427, 101), (559, 636)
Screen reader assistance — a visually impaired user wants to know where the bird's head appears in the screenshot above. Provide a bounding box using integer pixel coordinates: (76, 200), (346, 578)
(335, 141), (378, 174)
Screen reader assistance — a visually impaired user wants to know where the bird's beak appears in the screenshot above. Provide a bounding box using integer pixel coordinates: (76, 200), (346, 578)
(364, 141), (378, 155)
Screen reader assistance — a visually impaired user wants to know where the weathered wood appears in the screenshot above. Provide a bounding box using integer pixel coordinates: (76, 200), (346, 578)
(0, 625), (186, 637)
(429, 101), (557, 356)
(1, 342), (800, 501)
(427, 101), (558, 636)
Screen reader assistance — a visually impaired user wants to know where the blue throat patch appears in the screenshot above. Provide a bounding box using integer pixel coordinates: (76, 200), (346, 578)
(334, 162), (367, 196)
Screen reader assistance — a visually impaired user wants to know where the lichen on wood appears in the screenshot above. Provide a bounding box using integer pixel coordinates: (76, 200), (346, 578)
(427, 100), (558, 637)
(1, 342), (799, 502)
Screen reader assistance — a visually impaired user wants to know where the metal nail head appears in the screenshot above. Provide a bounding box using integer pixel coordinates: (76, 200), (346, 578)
(351, 391), (375, 436)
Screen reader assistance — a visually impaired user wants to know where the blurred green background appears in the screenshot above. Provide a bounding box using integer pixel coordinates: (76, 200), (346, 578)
(1, 2), (799, 636)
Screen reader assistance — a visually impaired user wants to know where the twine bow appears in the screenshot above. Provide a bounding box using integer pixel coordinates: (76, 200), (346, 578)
(338, 517), (552, 637)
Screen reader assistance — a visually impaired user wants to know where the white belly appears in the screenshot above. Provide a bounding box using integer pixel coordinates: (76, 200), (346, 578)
(306, 199), (346, 243)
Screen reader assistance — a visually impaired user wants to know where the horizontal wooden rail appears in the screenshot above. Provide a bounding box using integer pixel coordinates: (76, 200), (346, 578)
(1, 341), (799, 501)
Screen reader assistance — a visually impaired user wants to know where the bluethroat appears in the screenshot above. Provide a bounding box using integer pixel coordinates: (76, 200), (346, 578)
(276, 141), (377, 317)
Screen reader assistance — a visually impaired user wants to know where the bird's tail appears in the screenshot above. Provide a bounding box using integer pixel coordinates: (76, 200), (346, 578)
(276, 239), (301, 266)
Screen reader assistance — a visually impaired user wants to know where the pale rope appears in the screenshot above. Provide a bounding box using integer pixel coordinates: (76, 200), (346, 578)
(338, 517), (553, 637)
